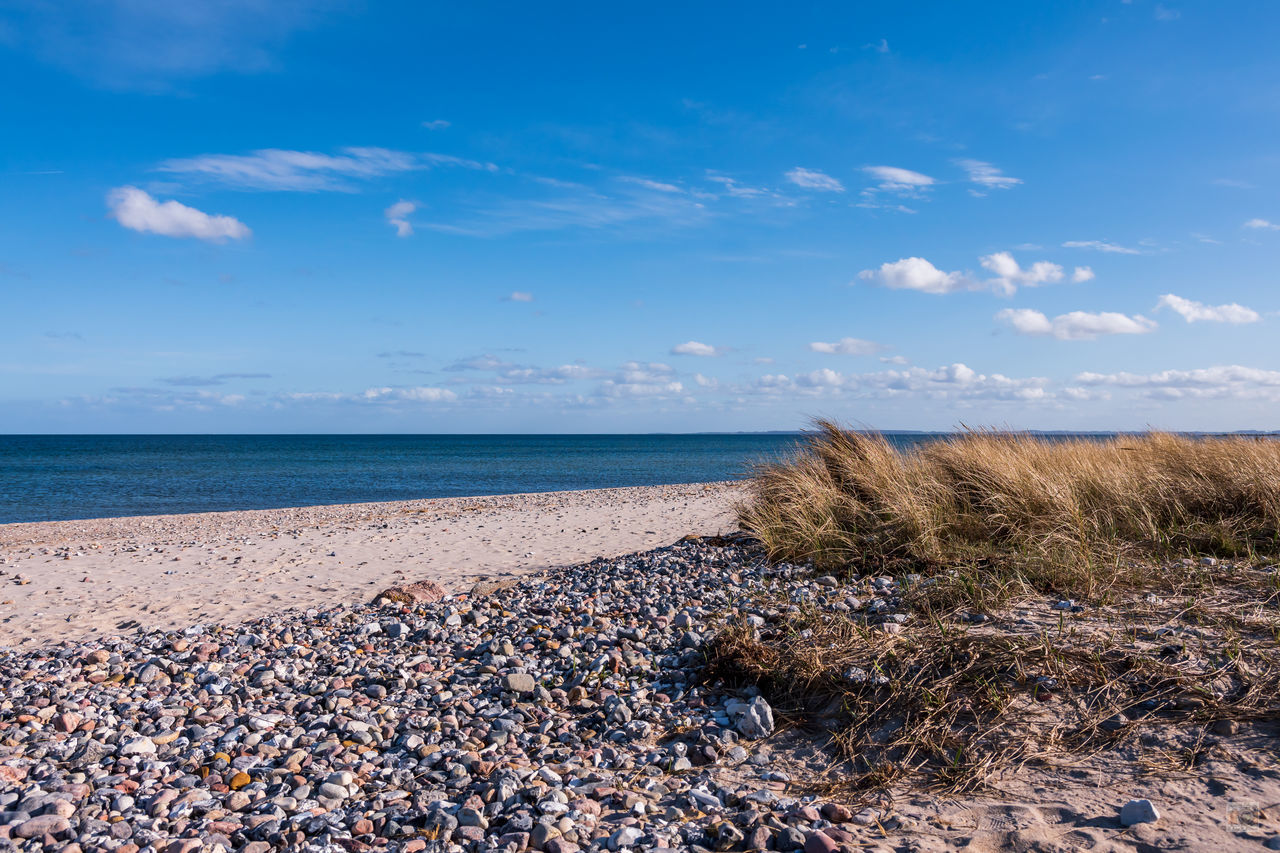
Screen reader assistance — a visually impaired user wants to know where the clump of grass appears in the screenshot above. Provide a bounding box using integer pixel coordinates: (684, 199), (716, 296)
(739, 420), (1280, 599)
(706, 604), (1280, 793)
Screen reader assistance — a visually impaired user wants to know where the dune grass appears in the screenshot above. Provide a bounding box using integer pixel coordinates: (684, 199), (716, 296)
(712, 422), (1280, 793)
(738, 420), (1280, 605)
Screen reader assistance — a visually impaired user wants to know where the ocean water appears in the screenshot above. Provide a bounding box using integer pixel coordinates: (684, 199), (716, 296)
(0, 433), (828, 524)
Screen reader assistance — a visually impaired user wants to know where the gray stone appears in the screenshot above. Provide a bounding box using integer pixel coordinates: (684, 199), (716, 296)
(503, 672), (537, 694)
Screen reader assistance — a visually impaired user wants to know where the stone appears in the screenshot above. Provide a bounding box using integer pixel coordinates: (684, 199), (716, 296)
(374, 579), (446, 604)
(1120, 799), (1159, 826)
(803, 831), (839, 853)
(118, 738), (156, 755)
(503, 672), (537, 694)
(12, 815), (70, 839)
(1212, 719), (1239, 736)
(820, 803), (852, 823)
(609, 826), (643, 850)
(735, 696), (775, 739)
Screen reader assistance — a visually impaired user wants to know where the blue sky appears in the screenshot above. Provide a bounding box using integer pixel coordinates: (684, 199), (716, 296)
(2, 1), (1278, 433)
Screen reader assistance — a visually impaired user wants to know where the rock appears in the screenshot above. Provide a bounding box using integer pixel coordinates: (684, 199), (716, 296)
(609, 826), (643, 850)
(1120, 799), (1159, 826)
(118, 738), (156, 756)
(776, 827), (807, 851)
(374, 579), (446, 604)
(820, 803), (852, 823)
(1212, 719), (1239, 736)
(503, 672), (537, 694)
(735, 696), (775, 739)
(803, 831), (839, 853)
(13, 815), (70, 839)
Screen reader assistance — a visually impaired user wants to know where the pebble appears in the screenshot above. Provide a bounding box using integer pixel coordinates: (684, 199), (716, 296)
(1120, 798), (1160, 826)
(0, 536), (882, 852)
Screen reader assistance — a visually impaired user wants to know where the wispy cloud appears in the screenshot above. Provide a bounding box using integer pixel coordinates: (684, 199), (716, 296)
(862, 165), (936, 194)
(1061, 240), (1143, 254)
(704, 172), (772, 199)
(996, 308), (1156, 340)
(504, 291), (535, 302)
(425, 178), (709, 238)
(1155, 293), (1260, 324)
(3, 1), (338, 90)
(785, 167), (844, 192)
(671, 341), (723, 357)
(618, 176), (683, 193)
(955, 159), (1021, 193)
(158, 147), (496, 192)
(107, 186), (250, 242)
(1244, 218), (1280, 231)
(385, 200), (416, 237)
(159, 372), (271, 387)
(808, 337), (885, 355)
(421, 119), (451, 130)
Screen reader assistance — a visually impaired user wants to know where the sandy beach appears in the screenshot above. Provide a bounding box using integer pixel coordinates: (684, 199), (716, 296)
(0, 481), (744, 648)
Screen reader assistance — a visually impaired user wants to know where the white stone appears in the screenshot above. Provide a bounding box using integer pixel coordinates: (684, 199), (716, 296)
(1120, 798), (1159, 826)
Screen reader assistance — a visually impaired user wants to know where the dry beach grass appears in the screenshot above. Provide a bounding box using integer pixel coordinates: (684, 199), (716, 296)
(718, 422), (1280, 800)
(739, 421), (1280, 606)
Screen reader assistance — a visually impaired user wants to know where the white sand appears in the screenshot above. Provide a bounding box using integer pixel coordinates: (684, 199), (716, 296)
(0, 482), (744, 648)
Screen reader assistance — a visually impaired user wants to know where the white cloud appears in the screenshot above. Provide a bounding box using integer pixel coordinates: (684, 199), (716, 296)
(1244, 218), (1280, 231)
(863, 165), (936, 193)
(785, 167), (844, 192)
(1075, 365), (1280, 401)
(858, 257), (970, 294)
(861, 252), (1085, 296)
(1062, 240), (1142, 254)
(1072, 266), (1096, 282)
(956, 159), (1021, 191)
(107, 186), (250, 242)
(505, 291), (534, 302)
(158, 147), (496, 192)
(1155, 293), (1260, 324)
(996, 308), (1157, 340)
(880, 355), (909, 365)
(385, 200), (416, 237)
(671, 341), (721, 357)
(498, 365), (605, 384)
(422, 119), (451, 130)
(750, 362), (1050, 403)
(808, 337), (885, 355)
(979, 252), (1065, 296)
(363, 386), (458, 403)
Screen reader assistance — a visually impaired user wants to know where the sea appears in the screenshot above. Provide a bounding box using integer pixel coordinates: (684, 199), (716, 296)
(0, 433), (823, 524)
(4, 432), (1269, 524)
